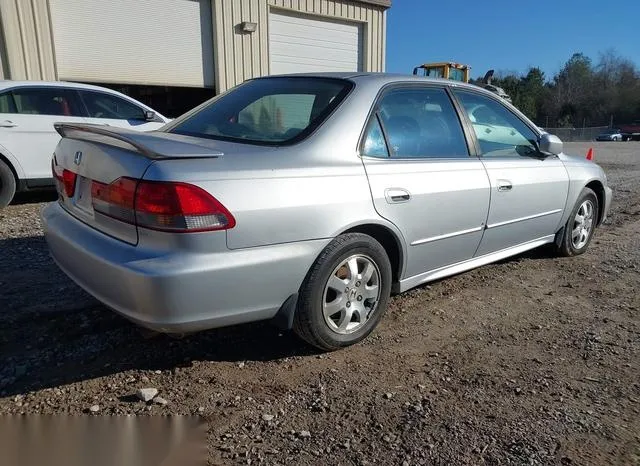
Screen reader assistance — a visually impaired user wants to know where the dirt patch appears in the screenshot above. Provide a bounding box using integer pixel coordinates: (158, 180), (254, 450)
(1, 142), (639, 465)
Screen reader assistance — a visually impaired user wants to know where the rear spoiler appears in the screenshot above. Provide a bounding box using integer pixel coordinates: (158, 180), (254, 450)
(54, 123), (223, 159)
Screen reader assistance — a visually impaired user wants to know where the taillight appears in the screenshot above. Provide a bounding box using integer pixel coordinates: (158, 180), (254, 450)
(91, 177), (137, 224)
(52, 159), (77, 197)
(91, 177), (235, 232)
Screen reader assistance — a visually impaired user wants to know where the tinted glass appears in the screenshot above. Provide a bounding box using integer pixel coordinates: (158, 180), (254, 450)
(449, 68), (465, 81)
(10, 88), (83, 116)
(454, 90), (539, 158)
(426, 67), (444, 79)
(81, 91), (146, 120)
(361, 117), (389, 158)
(238, 94), (315, 140)
(377, 87), (469, 158)
(168, 77), (352, 145)
(0, 92), (15, 113)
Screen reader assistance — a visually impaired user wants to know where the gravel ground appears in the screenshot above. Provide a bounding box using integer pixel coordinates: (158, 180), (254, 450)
(1, 142), (639, 465)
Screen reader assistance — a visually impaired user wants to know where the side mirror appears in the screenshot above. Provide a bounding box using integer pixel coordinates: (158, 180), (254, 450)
(144, 110), (156, 121)
(539, 133), (563, 156)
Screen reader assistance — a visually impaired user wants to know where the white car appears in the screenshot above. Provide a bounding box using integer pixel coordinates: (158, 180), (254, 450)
(0, 80), (170, 207)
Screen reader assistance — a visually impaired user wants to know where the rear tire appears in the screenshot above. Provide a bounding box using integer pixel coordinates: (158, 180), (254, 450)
(555, 187), (599, 257)
(0, 159), (16, 209)
(293, 233), (392, 351)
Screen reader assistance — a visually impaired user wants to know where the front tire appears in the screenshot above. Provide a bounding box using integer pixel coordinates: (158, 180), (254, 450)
(293, 233), (392, 351)
(0, 159), (16, 209)
(555, 187), (599, 257)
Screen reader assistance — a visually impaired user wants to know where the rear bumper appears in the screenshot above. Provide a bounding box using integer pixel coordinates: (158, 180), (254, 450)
(41, 202), (328, 333)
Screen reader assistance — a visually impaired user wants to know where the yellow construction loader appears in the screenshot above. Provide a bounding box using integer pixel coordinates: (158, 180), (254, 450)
(412, 63), (511, 102)
(412, 62), (471, 82)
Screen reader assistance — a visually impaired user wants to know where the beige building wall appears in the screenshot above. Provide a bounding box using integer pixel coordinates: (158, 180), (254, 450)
(0, 0), (57, 81)
(212, 0), (388, 92)
(0, 0), (389, 90)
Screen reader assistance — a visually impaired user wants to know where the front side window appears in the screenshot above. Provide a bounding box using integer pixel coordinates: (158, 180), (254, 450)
(168, 77), (352, 145)
(454, 90), (539, 158)
(9, 88), (83, 116)
(80, 91), (146, 120)
(373, 87), (469, 159)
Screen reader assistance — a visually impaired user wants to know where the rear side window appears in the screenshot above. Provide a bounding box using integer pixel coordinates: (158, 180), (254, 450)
(168, 77), (353, 145)
(0, 92), (16, 113)
(361, 117), (389, 158)
(8, 88), (84, 116)
(80, 91), (146, 120)
(370, 87), (469, 158)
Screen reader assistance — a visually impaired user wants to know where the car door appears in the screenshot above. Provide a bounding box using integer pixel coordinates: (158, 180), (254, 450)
(360, 85), (491, 281)
(452, 89), (570, 256)
(79, 90), (166, 131)
(0, 87), (87, 181)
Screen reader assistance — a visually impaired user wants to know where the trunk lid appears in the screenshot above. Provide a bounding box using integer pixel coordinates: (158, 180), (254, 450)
(52, 123), (224, 245)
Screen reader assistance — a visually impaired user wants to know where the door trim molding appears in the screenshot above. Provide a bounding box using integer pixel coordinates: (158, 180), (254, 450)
(411, 225), (483, 246)
(486, 209), (562, 229)
(397, 234), (555, 293)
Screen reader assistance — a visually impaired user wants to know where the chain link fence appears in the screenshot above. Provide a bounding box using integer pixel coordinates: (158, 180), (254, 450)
(541, 126), (609, 142)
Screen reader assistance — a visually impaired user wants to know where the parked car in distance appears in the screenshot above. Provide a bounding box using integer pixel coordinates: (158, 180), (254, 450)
(42, 73), (612, 351)
(596, 128), (623, 141)
(619, 121), (640, 141)
(0, 80), (170, 207)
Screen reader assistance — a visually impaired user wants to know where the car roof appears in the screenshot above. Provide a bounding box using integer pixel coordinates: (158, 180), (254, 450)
(253, 72), (501, 97)
(0, 79), (167, 118)
(0, 80), (130, 92)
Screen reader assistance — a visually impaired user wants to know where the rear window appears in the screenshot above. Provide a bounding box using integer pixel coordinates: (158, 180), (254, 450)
(168, 77), (353, 145)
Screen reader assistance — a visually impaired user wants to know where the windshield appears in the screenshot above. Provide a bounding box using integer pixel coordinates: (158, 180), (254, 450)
(168, 77), (353, 145)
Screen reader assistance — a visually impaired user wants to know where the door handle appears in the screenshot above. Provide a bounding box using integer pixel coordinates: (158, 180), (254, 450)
(0, 120), (17, 128)
(497, 180), (513, 192)
(385, 188), (411, 203)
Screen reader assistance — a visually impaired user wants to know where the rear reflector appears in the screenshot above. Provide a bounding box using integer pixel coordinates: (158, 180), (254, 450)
(52, 159), (77, 197)
(91, 177), (235, 232)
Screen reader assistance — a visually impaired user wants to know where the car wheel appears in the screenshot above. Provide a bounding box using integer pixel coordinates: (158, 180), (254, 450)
(555, 187), (599, 257)
(0, 159), (16, 209)
(293, 233), (392, 351)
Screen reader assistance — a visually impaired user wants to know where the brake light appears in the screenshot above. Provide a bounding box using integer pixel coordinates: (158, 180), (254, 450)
(91, 177), (235, 232)
(52, 159), (77, 197)
(91, 178), (137, 224)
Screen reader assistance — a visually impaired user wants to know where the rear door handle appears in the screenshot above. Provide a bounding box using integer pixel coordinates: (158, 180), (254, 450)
(0, 120), (17, 128)
(385, 188), (411, 203)
(497, 180), (512, 192)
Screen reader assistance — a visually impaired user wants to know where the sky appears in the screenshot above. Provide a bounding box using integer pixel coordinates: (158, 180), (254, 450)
(385, 0), (640, 81)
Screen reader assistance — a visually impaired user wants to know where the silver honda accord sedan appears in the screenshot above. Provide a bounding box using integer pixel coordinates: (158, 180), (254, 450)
(42, 73), (612, 351)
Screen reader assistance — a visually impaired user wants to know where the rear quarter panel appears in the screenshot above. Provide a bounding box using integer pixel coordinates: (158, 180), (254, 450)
(0, 143), (25, 179)
(141, 80), (408, 254)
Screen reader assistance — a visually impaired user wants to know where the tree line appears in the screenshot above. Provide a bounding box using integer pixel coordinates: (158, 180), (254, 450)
(469, 50), (640, 128)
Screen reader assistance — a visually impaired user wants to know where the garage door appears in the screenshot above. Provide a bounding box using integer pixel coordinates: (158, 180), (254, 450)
(49, 0), (214, 88)
(268, 10), (363, 75)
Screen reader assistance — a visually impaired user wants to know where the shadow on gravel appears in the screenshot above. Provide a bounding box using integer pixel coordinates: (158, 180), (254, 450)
(0, 235), (558, 398)
(0, 235), (319, 398)
(9, 190), (58, 205)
